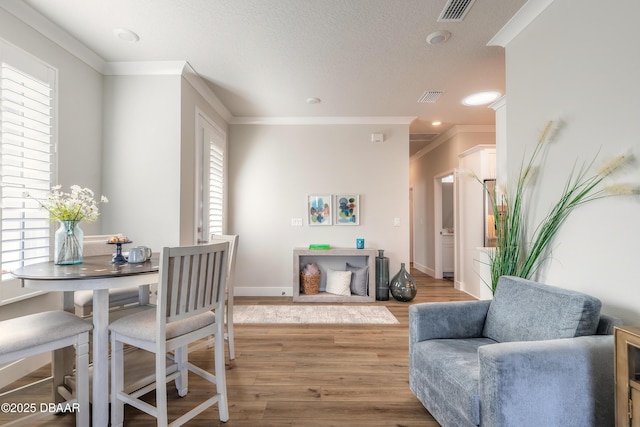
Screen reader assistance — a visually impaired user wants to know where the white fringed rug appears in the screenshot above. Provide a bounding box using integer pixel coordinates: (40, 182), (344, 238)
(233, 305), (399, 325)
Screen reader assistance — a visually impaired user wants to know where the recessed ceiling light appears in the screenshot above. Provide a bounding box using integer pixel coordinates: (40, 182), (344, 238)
(306, 97), (321, 104)
(462, 91), (501, 106)
(113, 28), (140, 43)
(432, 121), (442, 126)
(426, 30), (451, 45)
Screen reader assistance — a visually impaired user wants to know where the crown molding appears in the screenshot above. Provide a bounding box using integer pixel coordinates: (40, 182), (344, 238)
(181, 62), (233, 123)
(0, 1), (107, 72)
(103, 61), (233, 123)
(411, 125), (494, 161)
(230, 116), (416, 126)
(102, 61), (186, 76)
(490, 95), (507, 110)
(488, 0), (555, 47)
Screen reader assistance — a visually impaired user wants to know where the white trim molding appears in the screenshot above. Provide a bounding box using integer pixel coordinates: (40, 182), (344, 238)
(0, 1), (107, 72)
(234, 286), (293, 297)
(231, 116), (417, 126)
(488, 0), (556, 47)
(411, 125), (495, 161)
(103, 61), (233, 123)
(102, 60), (186, 76)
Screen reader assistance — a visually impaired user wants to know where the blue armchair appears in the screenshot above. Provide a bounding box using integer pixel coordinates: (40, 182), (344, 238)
(409, 276), (621, 427)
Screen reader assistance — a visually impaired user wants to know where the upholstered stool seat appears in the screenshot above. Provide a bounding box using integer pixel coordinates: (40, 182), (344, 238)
(0, 310), (92, 427)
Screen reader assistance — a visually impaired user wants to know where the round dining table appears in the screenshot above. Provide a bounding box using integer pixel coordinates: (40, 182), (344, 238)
(11, 254), (159, 427)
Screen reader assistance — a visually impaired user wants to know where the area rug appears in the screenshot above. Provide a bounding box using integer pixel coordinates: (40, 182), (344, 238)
(233, 305), (399, 325)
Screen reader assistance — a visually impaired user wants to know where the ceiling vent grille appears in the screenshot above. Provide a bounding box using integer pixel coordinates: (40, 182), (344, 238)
(438, 0), (477, 22)
(417, 90), (445, 103)
(410, 133), (439, 142)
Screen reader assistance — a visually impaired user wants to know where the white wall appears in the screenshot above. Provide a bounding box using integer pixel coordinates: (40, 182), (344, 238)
(229, 123), (410, 296)
(101, 75), (182, 250)
(505, 0), (640, 322)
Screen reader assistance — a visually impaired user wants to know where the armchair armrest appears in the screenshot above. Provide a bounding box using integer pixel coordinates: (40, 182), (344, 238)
(409, 300), (491, 347)
(478, 335), (615, 427)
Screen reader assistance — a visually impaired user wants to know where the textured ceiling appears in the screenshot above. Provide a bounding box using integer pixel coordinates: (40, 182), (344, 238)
(20, 0), (528, 155)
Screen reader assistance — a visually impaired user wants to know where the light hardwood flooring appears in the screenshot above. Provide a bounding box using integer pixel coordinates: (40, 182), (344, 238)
(0, 268), (475, 426)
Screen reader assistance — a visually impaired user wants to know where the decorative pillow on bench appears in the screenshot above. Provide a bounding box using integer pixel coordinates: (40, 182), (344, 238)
(346, 263), (368, 296)
(325, 269), (352, 296)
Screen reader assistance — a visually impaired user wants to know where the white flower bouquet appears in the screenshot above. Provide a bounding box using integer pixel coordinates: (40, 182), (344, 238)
(26, 185), (108, 222)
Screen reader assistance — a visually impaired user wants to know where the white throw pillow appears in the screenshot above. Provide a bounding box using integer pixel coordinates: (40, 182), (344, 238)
(325, 269), (352, 296)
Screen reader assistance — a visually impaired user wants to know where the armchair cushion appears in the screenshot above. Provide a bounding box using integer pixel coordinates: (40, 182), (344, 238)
(411, 338), (496, 425)
(482, 276), (602, 343)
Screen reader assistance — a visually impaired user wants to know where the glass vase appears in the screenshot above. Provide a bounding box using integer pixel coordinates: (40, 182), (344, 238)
(389, 262), (417, 302)
(375, 249), (389, 301)
(54, 220), (83, 265)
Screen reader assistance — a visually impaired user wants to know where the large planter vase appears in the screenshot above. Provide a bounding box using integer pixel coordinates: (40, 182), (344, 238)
(54, 220), (83, 265)
(389, 263), (417, 302)
(375, 249), (389, 301)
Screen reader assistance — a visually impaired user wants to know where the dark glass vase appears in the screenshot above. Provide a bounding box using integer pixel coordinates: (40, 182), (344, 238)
(375, 249), (389, 301)
(389, 263), (417, 302)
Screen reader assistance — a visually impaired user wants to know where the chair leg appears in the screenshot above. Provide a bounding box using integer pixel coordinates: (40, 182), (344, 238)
(110, 336), (125, 427)
(156, 351), (169, 427)
(215, 327), (229, 422)
(174, 346), (189, 397)
(75, 332), (90, 427)
(226, 299), (235, 360)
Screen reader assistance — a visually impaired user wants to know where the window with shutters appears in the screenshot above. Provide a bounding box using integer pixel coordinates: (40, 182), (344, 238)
(196, 111), (226, 243)
(207, 141), (224, 236)
(0, 41), (56, 303)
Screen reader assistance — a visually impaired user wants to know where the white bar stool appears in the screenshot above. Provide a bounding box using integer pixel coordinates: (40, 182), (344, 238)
(0, 310), (92, 426)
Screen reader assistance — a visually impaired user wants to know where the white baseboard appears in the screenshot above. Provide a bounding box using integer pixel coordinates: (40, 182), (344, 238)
(412, 262), (435, 277)
(234, 287), (293, 297)
(0, 353), (50, 389)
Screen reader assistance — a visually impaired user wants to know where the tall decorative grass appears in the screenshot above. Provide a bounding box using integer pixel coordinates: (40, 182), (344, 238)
(481, 121), (636, 293)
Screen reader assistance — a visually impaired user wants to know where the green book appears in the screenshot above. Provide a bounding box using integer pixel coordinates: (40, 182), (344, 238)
(308, 244), (331, 250)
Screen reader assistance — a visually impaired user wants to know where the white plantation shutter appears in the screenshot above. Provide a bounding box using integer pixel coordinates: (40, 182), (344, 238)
(0, 42), (56, 279)
(207, 142), (224, 236)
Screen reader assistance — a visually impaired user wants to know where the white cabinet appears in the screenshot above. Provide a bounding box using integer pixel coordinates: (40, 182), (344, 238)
(441, 232), (454, 276)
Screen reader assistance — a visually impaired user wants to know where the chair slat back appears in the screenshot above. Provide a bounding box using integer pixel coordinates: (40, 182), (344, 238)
(209, 234), (239, 289)
(159, 242), (228, 324)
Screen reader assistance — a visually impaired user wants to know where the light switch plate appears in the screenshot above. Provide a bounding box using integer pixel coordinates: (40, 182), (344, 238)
(393, 217), (401, 227)
(291, 218), (303, 226)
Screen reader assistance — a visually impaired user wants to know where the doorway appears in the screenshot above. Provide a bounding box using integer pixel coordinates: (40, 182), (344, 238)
(434, 172), (455, 280)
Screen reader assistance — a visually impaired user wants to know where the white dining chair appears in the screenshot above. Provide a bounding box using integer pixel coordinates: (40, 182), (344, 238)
(74, 235), (150, 317)
(191, 234), (239, 359)
(109, 242), (230, 426)
(0, 311), (92, 427)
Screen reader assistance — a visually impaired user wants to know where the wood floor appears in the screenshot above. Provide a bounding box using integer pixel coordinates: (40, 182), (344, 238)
(1, 269), (474, 426)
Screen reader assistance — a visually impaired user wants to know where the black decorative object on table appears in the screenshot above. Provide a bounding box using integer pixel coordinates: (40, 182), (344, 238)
(389, 262), (417, 302)
(375, 249), (389, 301)
(108, 241), (131, 264)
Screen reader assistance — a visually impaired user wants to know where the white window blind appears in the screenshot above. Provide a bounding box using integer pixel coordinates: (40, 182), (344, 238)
(207, 142), (224, 236)
(0, 43), (56, 276)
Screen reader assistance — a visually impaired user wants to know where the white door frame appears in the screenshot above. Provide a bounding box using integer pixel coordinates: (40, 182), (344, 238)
(433, 170), (455, 279)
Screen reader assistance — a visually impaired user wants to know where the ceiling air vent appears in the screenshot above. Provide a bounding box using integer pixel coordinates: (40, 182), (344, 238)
(417, 90), (445, 103)
(410, 133), (439, 142)
(438, 0), (477, 22)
